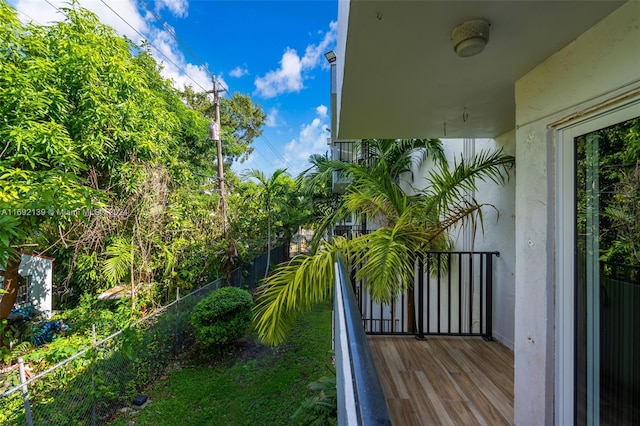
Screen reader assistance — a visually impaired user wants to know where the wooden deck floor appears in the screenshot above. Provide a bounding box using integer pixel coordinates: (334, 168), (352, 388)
(368, 335), (514, 426)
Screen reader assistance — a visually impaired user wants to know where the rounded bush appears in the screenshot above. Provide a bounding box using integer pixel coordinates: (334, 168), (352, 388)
(190, 286), (254, 348)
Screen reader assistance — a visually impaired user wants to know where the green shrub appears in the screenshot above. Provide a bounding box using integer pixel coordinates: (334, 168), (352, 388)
(292, 372), (337, 425)
(190, 286), (253, 348)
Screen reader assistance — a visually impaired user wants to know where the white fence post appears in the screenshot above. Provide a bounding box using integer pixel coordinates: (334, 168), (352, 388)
(91, 324), (97, 426)
(18, 357), (33, 426)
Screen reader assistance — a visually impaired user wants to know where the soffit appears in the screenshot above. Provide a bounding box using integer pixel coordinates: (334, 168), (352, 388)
(337, 0), (626, 139)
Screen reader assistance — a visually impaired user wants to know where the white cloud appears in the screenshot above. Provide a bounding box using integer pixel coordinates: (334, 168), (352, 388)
(265, 108), (281, 128)
(146, 25), (211, 90)
(229, 66), (249, 78)
(300, 21), (338, 70)
(14, 0), (149, 43)
(283, 105), (331, 175)
(254, 21), (337, 98)
(316, 105), (328, 119)
(254, 48), (303, 98)
(12, 0), (213, 92)
(155, 0), (188, 18)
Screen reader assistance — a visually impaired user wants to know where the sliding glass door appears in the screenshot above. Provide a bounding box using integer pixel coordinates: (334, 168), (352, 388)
(574, 117), (639, 425)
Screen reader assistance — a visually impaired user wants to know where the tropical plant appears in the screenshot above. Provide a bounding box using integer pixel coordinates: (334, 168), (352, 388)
(300, 138), (447, 245)
(297, 152), (344, 224)
(292, 372), (338, 425)
(241, 168), (290, 277)
(0, 2), (266, 319)
(180, 88), (267, 164)
(190, 286), (254, 349)
(254, 140), (514, 346)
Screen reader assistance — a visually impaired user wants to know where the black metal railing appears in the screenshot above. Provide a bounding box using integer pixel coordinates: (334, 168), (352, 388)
(334, 256), (392, 426)
(354, 251), (499, 341)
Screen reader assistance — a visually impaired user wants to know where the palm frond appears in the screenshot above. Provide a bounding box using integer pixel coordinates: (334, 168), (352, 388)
(254, 145), (514, 346)
(424, 148), (514, 216)
(385, 138), (447, 178)
(345, 159), (408, 218)
(241, 168), (267, 183)
(253, 237), (349, 346)
(350, 213), (429, 302)
(102, 238), (134, 285)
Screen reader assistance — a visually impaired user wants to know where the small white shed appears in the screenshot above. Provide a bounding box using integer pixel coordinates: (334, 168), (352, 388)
(1, 253), (54, 319)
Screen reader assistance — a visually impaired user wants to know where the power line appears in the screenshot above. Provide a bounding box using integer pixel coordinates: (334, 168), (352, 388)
(139, 0), (214, 76)
(253, 150), (278, 170)
(43, 0), (281, 171)
(16, 7), (44, 26)
(138, 0), (231, 95)
(97, 0), (210, 93)
(260, 134), (287, 164)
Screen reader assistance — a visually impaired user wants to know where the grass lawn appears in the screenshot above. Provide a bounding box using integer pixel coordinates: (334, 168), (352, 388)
(110, 301), (333, 426)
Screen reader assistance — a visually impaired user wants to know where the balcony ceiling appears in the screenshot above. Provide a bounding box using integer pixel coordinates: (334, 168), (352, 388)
(336, 0), (625, 140)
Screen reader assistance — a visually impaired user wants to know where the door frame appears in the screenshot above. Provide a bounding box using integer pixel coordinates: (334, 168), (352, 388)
(554, 95), (640, 425)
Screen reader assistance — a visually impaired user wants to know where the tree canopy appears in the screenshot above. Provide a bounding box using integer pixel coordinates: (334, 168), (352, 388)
(0, 2), (269, 319)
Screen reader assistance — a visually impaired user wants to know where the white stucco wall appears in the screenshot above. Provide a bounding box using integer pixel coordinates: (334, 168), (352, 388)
(335, 0), (350, 136)
(17, 254), (54, 318)
(514, 2), (640, 424)
(472, 133), (516, 350)
(405, 134), (517, 349)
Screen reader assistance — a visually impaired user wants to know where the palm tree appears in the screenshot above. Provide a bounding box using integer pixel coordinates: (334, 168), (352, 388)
(300, 138), (446, 247)
(254, 142), (514, 346)
(242, 168), (289, 278)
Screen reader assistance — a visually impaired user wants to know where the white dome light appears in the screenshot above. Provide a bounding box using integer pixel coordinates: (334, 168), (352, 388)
(451, 19), (490, 57)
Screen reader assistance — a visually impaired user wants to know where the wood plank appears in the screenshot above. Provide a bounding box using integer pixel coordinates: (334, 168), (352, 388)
(368, 336), (514, 425)
(449, 370), (511, 425)
(386, 398), (422, 425)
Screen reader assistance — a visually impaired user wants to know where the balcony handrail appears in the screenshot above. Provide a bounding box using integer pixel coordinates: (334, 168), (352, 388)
(354, 251), (499, 340)
(334, 255), (392, 425)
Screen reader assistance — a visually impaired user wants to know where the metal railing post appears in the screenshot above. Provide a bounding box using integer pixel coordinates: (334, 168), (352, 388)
(483, 253), (495, 341)
(417, 256), (424, 339)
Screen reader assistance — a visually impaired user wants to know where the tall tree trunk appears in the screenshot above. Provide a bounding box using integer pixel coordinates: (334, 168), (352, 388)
(264, 211), (271, 279)
(0, 255), (21, 320)
(407, 284), (415, 333)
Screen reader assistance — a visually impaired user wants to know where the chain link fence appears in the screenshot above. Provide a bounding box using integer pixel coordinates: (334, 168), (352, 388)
(229, 244), (287, 290)
(0, 279), (222, 425)
(0, 244), (289, 425)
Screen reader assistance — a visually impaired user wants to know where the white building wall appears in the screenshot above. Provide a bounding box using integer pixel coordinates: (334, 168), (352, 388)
(514, 2), (640, 424)
(473, 133), (516, 350)
(335, 0), (350, 136)
(405, 133), (516, 349)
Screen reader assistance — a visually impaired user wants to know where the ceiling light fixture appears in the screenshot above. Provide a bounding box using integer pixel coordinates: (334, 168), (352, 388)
(451, 19), (490, 57)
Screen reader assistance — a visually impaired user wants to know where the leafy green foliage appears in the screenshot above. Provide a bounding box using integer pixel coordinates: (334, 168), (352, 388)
(292, 373), (337, 425)
(0, 2), (268, 316)
(191, 286), (254, 348)
(255, 139), (514, 346)
(0, 319), (33, 365)
(576, 118), (640, 267)
(180, 88), (266, 164)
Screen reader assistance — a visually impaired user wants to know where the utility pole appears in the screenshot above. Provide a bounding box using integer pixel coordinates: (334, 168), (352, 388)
(208, 75), (227, 235)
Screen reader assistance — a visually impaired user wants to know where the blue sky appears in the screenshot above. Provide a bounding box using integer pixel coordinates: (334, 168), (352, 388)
(9, 0), (338, 177)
